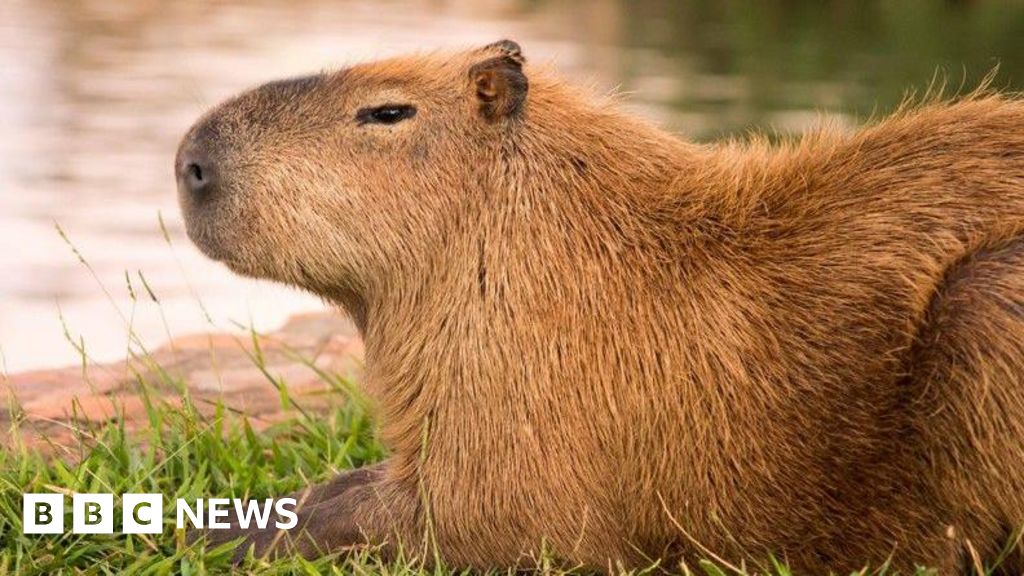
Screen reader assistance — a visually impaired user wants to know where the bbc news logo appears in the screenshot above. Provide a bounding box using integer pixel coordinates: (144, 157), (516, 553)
(23, 493), (297, 534)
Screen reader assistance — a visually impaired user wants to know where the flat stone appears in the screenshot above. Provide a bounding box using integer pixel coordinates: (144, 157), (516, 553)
(2, 311), (362, 452)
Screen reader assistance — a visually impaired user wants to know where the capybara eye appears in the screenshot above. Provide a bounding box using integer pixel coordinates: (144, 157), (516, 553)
(355, 104), (417, 126)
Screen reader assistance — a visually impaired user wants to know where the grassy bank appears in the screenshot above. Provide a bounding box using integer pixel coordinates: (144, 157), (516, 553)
(0, 378), (391, 575)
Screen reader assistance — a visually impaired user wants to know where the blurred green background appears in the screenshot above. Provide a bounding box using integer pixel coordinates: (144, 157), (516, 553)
(1, 0), (1022, 372)
(609, 0), (1024, 136)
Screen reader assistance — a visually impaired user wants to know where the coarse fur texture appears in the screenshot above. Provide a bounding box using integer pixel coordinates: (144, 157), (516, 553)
(176, 41), (1024, 574)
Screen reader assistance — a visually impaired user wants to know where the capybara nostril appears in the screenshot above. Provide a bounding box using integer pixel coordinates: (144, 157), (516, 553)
(179, 155), (217, 200)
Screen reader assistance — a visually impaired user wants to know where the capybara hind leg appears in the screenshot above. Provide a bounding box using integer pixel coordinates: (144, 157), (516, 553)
(908, 235), (1024, 571)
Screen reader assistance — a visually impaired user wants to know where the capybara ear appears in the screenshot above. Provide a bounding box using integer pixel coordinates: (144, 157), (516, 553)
(480, 39), (525, 63)
(469, 40), (528, 122)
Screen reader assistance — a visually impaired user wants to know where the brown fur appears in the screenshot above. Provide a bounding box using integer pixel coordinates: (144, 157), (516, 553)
(176, 41), (1024, 574)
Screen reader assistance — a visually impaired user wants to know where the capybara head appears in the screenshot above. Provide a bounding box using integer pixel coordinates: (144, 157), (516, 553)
(176, 41), (530, 313)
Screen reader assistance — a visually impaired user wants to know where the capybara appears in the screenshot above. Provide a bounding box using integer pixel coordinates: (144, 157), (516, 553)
(175, 41), (1024, 574)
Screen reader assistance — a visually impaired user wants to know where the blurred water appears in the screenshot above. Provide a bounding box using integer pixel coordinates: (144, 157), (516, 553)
(1, 0), (1023, 372)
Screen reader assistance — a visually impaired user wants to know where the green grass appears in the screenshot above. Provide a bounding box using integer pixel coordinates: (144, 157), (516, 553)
(0, 373), (391, 575)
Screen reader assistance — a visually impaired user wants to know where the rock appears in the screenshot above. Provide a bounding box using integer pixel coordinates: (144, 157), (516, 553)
(0, 311), (362, 451)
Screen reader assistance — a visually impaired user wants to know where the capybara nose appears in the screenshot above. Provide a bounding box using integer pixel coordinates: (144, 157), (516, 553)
(178, 153), (217, 201)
